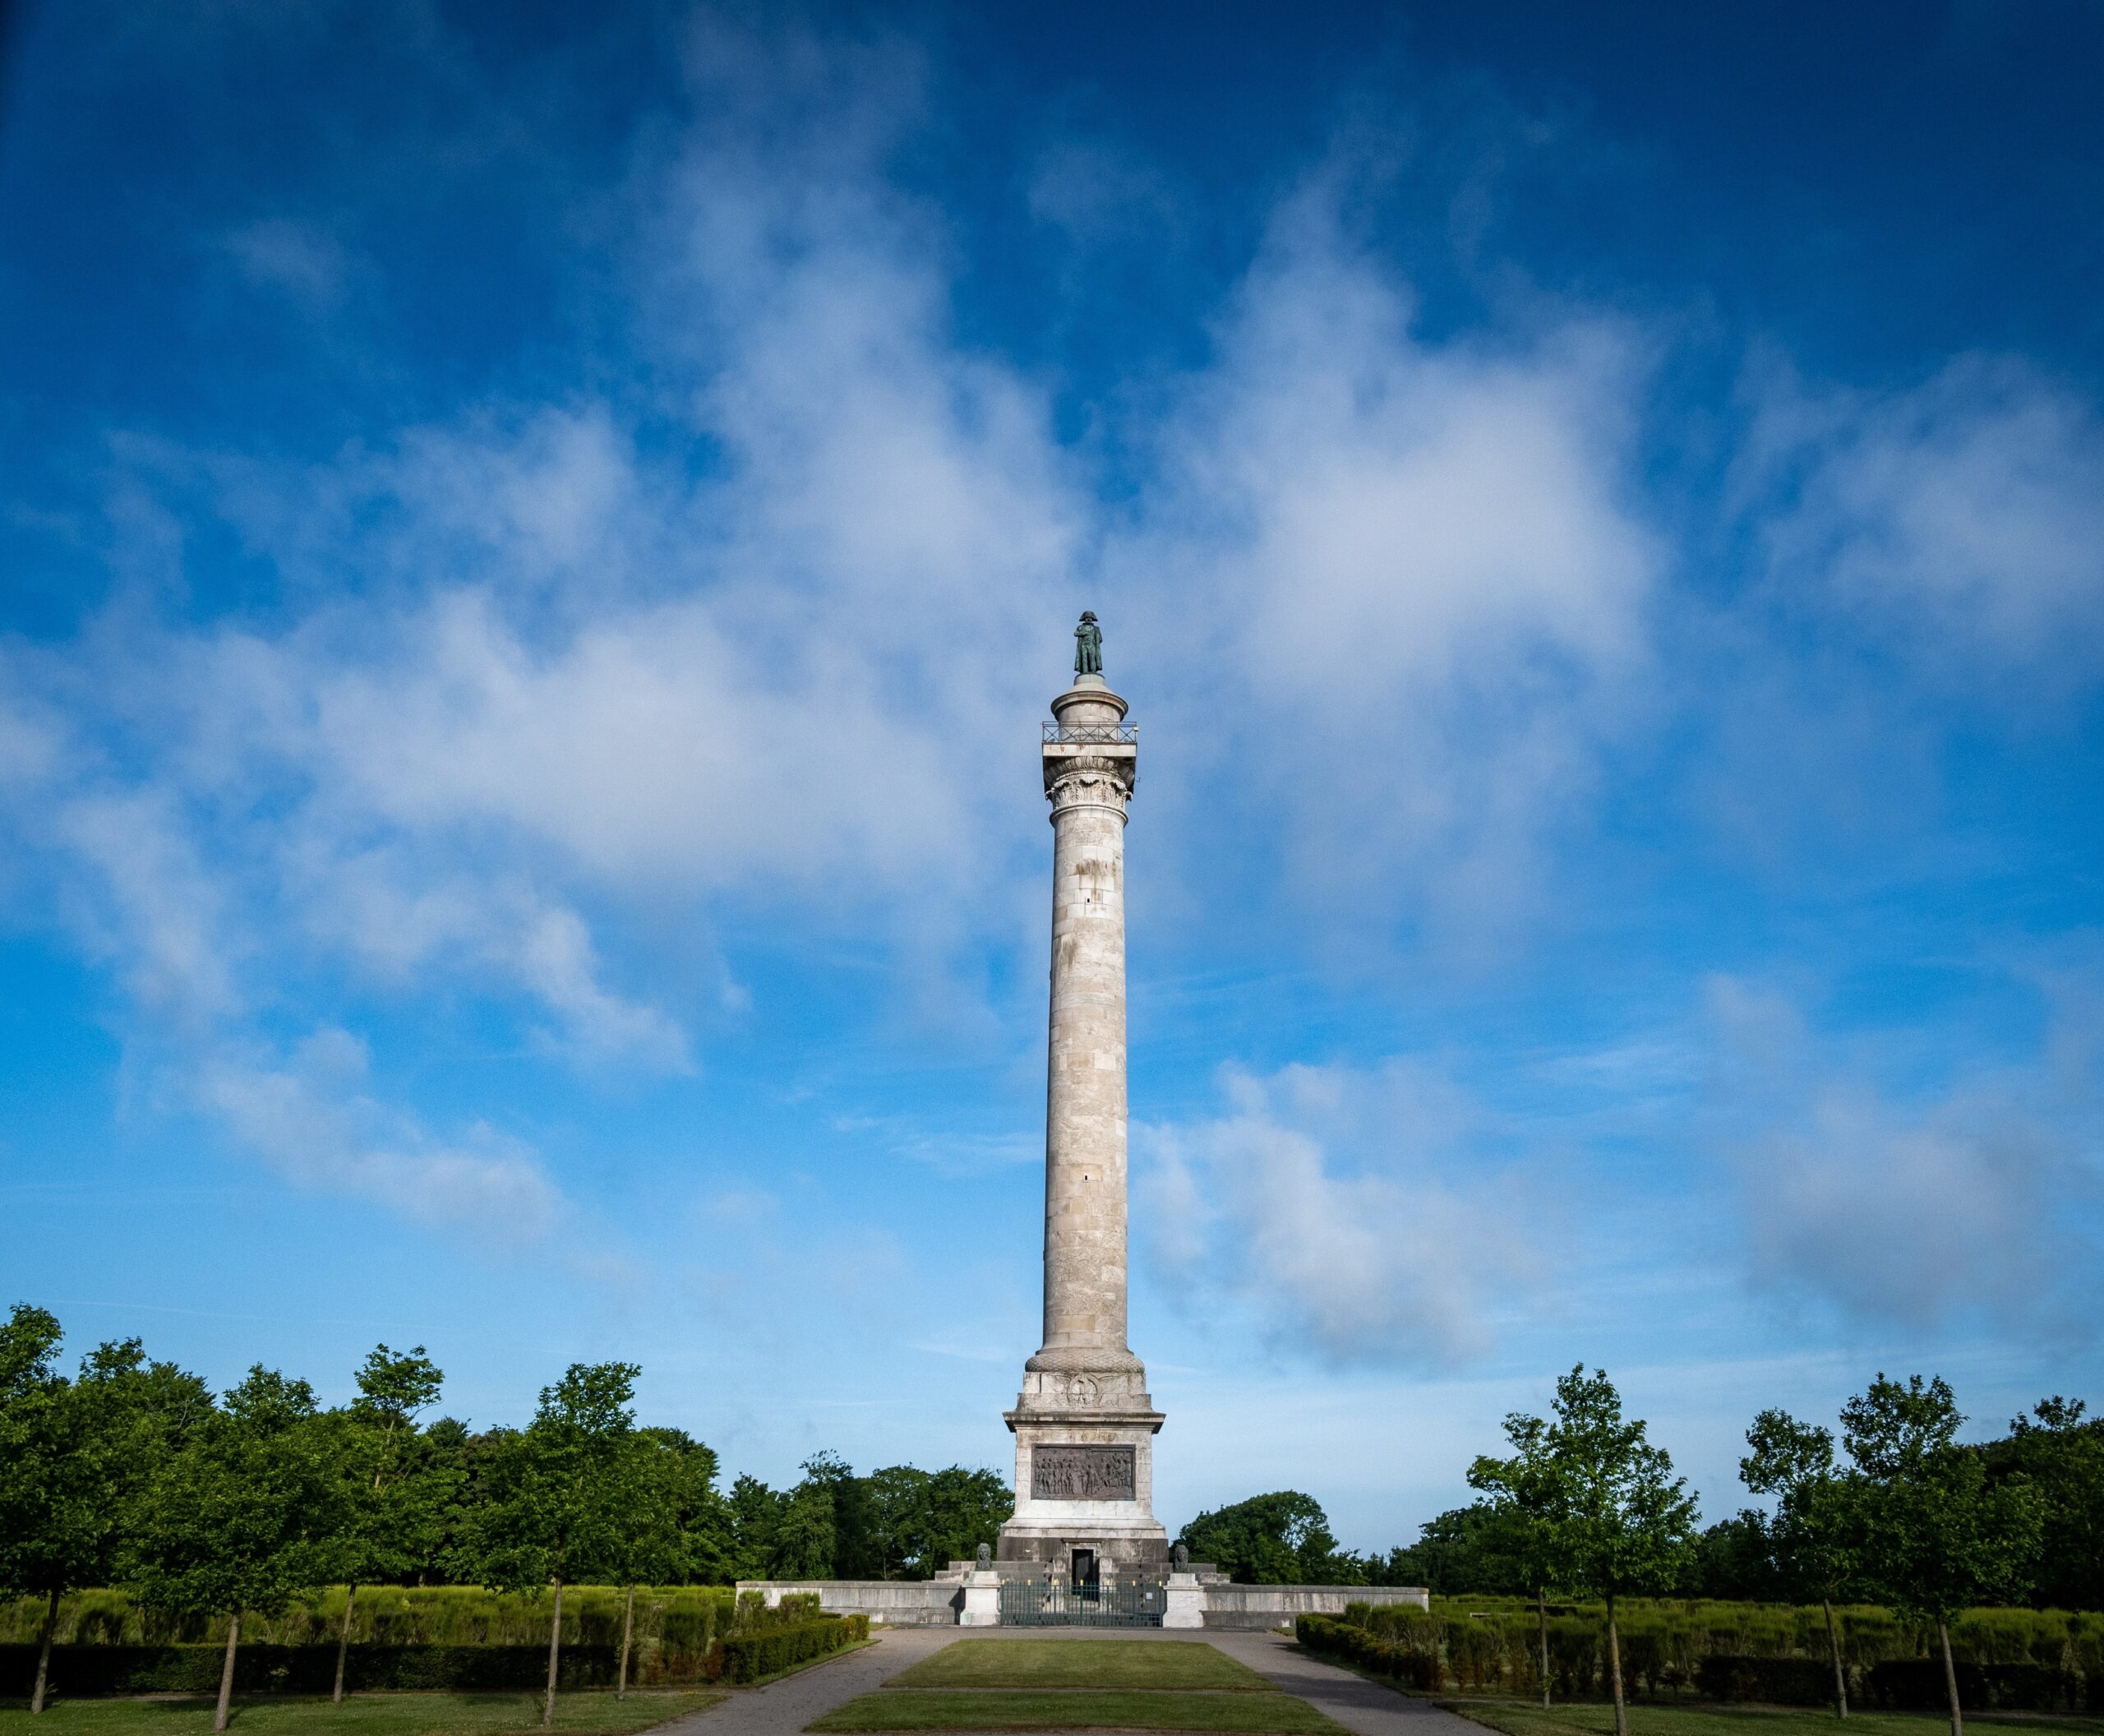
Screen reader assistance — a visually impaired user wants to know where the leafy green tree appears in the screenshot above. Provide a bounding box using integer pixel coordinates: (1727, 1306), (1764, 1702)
(772, 1466), (839, 1579)
(466, 1360), (638, 1728)
(726, 1473), (786, 1580)
(1682, 1511), (1783, 1600)
(1525, 1366), (1697, 1736)
(602, 1428), (731, 1695)
(0, 1306), (76, 1713)
(1176, 1491), (1360, 1585)
(1842, 1374), (2042, 1736)
(1987, 1397), (2104, 1611)
(861, 1465), (1012, 1578)
(325, 1344), (446, 1702)
(124, 1367), (342, 1733)
(1471, 1411), (1572, 1708)
(1742, 1408), (1863, 1718)
(1380, 1504), (1530, 1595)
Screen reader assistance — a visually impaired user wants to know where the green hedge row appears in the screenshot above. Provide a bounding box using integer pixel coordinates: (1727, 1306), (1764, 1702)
(1299, 1614), (2104, 1713)
(0, 1643), (690, 1698)
(0, 1587), (738, 1651)
(1862, 1660), (2097, 1714)
(1295, 1616), (1438, 1690)
(713, 1614), (868, 1686)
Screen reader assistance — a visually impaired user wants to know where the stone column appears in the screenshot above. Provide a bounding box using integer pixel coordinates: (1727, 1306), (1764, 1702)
(999, 635), (1167, 1575)
(1039, 673), (1138, 1367)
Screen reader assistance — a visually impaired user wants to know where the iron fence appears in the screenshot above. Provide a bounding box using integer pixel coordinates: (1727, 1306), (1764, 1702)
(996, 1577), (1166, 1627)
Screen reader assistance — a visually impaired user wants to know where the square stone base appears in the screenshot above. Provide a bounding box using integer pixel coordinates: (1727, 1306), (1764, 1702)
(999, 1392), (1168, 1579)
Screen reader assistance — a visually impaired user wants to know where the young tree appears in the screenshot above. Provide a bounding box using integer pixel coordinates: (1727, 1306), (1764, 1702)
(1470, 1412), (1569, 1709)
(1842, 1374), (2042, 1736)
(326, 1344), (446, 1703)
(467, 1361), (638, 1728)
(1526, 1366), (1697, 1736)
(124, 1367), (342, 1734)
(1742, 1408), (1862, 1718)
(602, 1428), (728, 1697)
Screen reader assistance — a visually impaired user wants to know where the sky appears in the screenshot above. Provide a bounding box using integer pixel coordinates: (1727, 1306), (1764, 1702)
(2, 0), (2102, 1553)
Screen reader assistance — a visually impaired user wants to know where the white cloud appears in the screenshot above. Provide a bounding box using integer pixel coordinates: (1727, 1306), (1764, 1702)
(1706, 976), (2104, 1336)
(1136, 1060), (1535, 1366)
(1741, 352), (2104, 686)
(1119, 179), (1659, 946)
(0, 27), (1668, 1267)
(196, 1029), (563, 1242)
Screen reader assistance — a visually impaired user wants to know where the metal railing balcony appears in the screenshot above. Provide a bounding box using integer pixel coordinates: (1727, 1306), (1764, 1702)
(1043, 723), (1138, 745)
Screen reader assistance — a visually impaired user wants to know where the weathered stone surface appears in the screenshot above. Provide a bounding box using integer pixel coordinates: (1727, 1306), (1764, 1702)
(999, 656), (1167, 1572)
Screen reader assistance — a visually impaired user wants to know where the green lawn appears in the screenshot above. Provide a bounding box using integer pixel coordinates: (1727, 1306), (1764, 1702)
(886, 1641), (1276, 1692)
(0, 1692), (722, 1736)
(1442, 1701), (2104, 1736)
(808, 1689), (1346, 1734)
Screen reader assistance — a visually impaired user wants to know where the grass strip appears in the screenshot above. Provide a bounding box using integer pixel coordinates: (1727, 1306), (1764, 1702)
(0, 1691), (722, 1736)
(1440, 1701), (2104, 1736)
(810, 1689), (1347, 1733)
(888, 1642), (1276, 1692)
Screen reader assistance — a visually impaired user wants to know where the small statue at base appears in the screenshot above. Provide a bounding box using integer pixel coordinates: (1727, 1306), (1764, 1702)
(976, 1542), (993, 1568)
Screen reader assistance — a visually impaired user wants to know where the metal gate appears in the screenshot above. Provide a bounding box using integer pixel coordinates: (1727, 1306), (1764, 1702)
(998, 1577), (1167, 1627)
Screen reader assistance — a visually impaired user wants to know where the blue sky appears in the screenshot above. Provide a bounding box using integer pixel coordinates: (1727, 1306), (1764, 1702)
(2, 0), (2102, 1551)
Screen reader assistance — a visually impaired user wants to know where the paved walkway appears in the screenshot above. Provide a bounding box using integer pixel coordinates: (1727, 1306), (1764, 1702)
(661, 1628), (956, 1736)
(659, 1623), (1483, 1736)
(1207, 1630), (1482, 1736)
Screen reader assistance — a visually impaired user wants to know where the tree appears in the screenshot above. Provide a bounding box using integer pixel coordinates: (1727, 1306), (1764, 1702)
(124, 1367), (341, 1734)
(861, 1465), (1012, 1579)
(1742, 1408), (1862, 1718)
(1988, 1398), (2104, 1611)
(466, 1361), (638, 1728)
(1525, 1366), (1696, 1736)
(726, 1474), (786, 1581)
(326, 1344), (446, 1703)
(0, 1306), (77, 1715)
(1175, 1492), (1360, 1585)
(1381, 1504), (1533, 1596)
(601, 1428), (731, 1696)
(1471, 1412), (1572, 1709)
(1842, 1374), (2042, 1736)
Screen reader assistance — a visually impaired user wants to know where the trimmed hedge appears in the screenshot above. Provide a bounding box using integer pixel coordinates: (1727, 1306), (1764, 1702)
(0, 1586), (737, 1652)
(713, 1614), (867, 1687)
(0, 1643), (652, 1699)
(1695, 1656), (1842, 1706)
(1296, 1615), (1438, 1691)
(1865, 1660), (2083, 1713)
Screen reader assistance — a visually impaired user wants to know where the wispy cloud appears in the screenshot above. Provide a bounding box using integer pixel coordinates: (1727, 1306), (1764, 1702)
(1136, 1060), (1538, 1367)
(1739, 351), (2104, 690)
(1705, 974), (2104, 1337)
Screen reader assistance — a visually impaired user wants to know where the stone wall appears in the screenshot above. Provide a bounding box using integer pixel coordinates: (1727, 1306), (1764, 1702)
(736, 1580), (963, 1627)
(1199, 1584), (1430, 1631)
(735, 1577), (1428, 1630)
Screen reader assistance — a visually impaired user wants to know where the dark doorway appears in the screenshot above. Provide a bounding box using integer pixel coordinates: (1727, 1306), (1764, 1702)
(1070, 1548), (1099, 1597)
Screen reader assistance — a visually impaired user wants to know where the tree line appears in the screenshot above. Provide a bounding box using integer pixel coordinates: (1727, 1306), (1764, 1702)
(1184, 1366), (2097, 1736)
(0, 1307), (1008, 1730)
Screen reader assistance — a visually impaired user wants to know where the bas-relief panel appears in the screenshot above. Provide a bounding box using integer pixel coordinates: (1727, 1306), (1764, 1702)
(1031, 1444), (1137, 1501)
